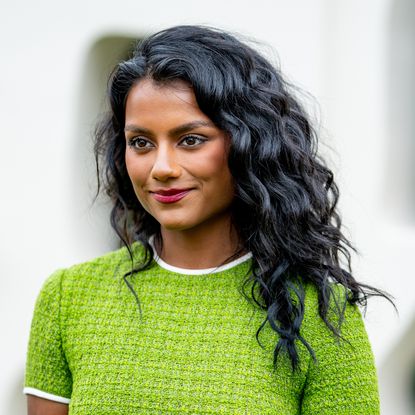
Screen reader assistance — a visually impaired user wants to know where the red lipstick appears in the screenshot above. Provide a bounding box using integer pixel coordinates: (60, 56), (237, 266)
(151, 188), (192, 204)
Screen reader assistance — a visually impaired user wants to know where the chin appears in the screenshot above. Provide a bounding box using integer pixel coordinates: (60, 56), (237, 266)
(158, 219), (195, 232)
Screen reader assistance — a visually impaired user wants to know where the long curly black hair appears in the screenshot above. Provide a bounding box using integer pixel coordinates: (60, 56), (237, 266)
(94, 25), (392, 371)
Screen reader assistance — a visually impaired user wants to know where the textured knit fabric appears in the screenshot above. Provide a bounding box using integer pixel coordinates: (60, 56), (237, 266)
(24, 243), (380, 414)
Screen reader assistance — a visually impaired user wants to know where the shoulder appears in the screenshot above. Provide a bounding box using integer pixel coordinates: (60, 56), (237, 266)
(38, 242), (147, 300)
(299, 283), (379, 412)
(66, 242), (145, 277)
(300, 281), (376, 373)
(302, 281), (366, 338)
(65, 242), (145, 280)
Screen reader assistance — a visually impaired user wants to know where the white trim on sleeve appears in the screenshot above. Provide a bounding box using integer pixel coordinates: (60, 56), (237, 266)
(23, 387), (71, 404)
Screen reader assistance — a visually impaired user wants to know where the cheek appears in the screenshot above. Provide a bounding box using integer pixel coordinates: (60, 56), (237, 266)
(210, 150), (232, 187)
(125, 154), (150, 202)
(125, 151), (135, 180)
(196, 152), (234, 200)
(193, 142), (229, 178)
(125, 152), (145, 184)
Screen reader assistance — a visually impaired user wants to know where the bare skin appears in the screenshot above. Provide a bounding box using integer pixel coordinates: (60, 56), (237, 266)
(27, 395), (68, 415)
(158, 220), (241, 269)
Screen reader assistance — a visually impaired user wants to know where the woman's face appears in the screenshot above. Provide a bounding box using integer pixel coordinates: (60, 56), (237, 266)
(124, 78), (234, 234)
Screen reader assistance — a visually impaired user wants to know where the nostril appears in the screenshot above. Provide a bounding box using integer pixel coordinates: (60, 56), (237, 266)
(151, 159), (181, 181)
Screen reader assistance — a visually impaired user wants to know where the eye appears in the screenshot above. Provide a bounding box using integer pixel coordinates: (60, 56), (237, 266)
(128, 137), (154, 150)
(179, 135), (207, 147)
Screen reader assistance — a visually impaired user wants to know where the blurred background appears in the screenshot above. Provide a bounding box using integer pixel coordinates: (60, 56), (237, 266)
(1, 0), (414, 413)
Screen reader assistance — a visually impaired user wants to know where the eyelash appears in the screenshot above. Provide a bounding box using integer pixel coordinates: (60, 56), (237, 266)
(180, 135), (207, 147)
(127, 135), (207, 150)
(127, 137), (153, 150)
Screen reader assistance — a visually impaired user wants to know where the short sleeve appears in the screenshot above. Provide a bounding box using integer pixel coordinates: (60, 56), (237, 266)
(300, 284), (380, 415)
(24, 269), (72, 403)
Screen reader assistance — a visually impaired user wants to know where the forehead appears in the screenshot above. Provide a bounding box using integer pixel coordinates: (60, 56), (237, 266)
(126, 78), (197, 110)
(124, 78), (216, 134)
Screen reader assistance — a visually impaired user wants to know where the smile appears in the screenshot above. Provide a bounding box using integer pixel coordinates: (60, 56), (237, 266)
(150, 188), (193, 204)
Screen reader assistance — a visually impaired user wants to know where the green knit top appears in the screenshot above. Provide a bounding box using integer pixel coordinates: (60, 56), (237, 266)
(24, 243), (380, 414)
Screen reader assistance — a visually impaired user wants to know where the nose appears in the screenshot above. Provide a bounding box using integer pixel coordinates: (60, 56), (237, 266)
(151, 144), (181, 182)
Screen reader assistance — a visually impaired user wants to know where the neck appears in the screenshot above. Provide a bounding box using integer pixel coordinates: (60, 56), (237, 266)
(155, 218), (243, 269)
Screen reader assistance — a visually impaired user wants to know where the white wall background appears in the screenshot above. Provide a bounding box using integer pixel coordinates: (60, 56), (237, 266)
(1, 0), (413, 413)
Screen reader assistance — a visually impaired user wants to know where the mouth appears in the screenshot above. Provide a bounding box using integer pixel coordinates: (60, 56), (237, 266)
(150, 188), (193, 204)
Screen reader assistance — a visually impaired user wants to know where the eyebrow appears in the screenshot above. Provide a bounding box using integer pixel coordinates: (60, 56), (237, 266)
(124, 120), (215, 137)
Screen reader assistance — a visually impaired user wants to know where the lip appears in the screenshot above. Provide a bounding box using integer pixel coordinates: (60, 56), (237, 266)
(150, 188), (193, 204)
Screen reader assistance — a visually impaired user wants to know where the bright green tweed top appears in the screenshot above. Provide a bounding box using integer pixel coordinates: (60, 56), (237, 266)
(24, 243), (379, 414)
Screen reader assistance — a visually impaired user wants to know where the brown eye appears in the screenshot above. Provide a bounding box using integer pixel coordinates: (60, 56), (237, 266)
(136, 139), (148, 147)
(180, 135), (206, 147)
(128, 137), (153, 150)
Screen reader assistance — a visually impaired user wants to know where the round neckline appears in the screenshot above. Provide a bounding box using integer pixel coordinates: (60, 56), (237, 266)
(148, 237), (252, 275)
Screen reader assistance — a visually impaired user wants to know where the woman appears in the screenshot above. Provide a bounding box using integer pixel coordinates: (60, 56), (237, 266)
(24, 25), (390, 414)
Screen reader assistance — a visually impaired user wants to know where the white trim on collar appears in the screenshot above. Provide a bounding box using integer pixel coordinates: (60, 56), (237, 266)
(154, 251), (252, 275)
